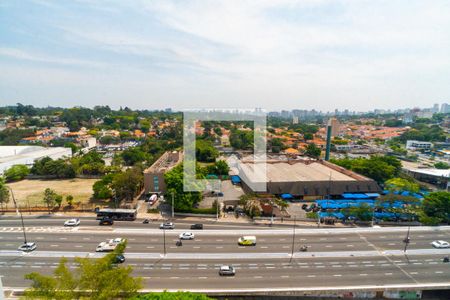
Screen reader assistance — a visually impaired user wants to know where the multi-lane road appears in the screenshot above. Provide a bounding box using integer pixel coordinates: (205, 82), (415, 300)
(1, 216), (450, 295)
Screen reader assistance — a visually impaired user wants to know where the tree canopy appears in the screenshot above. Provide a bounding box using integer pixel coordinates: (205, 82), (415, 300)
(132, 291), (213, 300)
(4, 164), (29, 182)
(24, 242), (142, 300)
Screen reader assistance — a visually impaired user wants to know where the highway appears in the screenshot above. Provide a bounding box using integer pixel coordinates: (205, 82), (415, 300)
(1, 216), (450, 293)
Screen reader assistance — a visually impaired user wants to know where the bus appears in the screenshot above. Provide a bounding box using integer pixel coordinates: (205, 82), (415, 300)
(96, 208), (137, 221)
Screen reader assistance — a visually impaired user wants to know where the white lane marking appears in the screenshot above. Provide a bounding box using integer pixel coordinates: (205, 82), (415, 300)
(75, 245), (83, 248)
(254, 276), (262, 278)
(307, 275), (316, 278)
(170, 277), (179, 279)
(326, 245), (333, 248)
(193, 246), (200, 249)
(51, 245), (59, 247)
(410, 272), (418, 275)
(281, 275), (290, 278)
(385, 273), (393, 275)
(333, 274), (342, 277)
(216, 239), (223, 242)
(260, 246), (268, 249)
(146, 246), (154, 249)
(388, 243), (396, 246)
(59, 237), (67, 240)
(359, 274), (368, 276)
(83, 238), (90, 240)
(198, 277), (208, 279)
(435, 271), (443, 274)
(347, 245), (354, 247)
(216, 246), (223, 249)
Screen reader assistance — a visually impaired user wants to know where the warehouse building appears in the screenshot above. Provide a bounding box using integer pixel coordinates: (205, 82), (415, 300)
(0, 145), (72, 175)
(235, 156), (381, 200)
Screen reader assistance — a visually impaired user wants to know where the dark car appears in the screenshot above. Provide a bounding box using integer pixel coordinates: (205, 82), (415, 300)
(143, 219), (150, 224)
(190, 224), (203, 230)
(99, 218), (114, 226)
(114, 254), (125, 264)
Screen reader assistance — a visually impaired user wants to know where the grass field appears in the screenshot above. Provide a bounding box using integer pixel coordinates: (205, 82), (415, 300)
(6, 178), (98, 207)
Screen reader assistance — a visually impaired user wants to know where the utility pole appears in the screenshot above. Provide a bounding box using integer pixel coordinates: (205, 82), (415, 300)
(7, 187), (27, 244)
(403, 226), (411, 253)
(289, 217), (296, 263)
(171, 191), (174, 219)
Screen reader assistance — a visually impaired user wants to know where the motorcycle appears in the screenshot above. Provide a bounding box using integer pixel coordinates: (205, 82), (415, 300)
(143, 219), (150, 224)
(300, 245), (308, 252)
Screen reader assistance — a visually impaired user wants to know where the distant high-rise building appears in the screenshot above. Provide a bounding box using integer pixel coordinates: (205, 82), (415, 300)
(328, 117), (340, 137)
(433, 103), (440, 113)
(292, 116), (299, 124)
(441, 103), (450, 114)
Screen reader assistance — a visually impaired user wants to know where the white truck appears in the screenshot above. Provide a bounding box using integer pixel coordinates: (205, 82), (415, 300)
(96, 241), (117, 252)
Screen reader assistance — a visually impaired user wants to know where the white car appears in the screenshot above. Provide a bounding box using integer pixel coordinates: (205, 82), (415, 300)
(179, 232), (195, 240)
(18, 242), (37, 252)
(431, 240), (450, 249)
(96, 242), (117, 252)
(219, 265), (235, 276)
(64, 218), (80, 226)
(159, 222), (175, 229)
(109, 238), (126, 245)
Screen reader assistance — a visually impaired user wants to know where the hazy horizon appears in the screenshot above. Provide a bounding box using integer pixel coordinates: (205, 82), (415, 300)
(1, 1), (449, 111)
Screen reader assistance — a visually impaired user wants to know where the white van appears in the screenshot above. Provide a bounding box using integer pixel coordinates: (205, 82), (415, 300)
(238, 236), (257, 246)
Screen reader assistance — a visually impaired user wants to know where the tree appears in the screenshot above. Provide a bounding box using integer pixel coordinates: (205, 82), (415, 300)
(304, 143), (321, 159)
(303, 133), (313, 141)
(0, 177), (10, 208)
(112, 167), (144, 202)
(66, 195), (74, 207)
(24, 242), (142, 299)
(385, 178), (420, 193)
(195, 139), (218, 162)
(434, 162), (450, 169)
(93, 174), (115, 200)
(43, 188), (58, 213)
(164, 164), (202, 211)
(4, 164), (29, 182)
(132, 291), (213, 300)
(421, 191), (450, 225)
(121, 148), (148, 166)
(331, 155), (401, 184)
(230, 130), (254, 150)
(55, 194), (63, 208)
(347, 203), (372, 221)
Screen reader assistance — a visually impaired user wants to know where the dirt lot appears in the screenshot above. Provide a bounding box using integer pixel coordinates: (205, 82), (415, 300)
(6, 178), (98, 207)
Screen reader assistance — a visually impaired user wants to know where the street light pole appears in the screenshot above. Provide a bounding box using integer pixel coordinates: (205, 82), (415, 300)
(289, 217), (296, 263)
(171, 191), (174, 219)
(7, 186), (27, 244)
(403, 226), (411, 253)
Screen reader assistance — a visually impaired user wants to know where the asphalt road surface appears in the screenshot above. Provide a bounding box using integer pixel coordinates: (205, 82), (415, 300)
(1, 216), (449, 292)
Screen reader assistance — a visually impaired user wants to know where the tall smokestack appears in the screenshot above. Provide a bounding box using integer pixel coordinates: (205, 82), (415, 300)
(325, 124), (332, 161)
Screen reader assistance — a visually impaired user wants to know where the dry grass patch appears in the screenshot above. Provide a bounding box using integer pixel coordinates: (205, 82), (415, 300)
(6, 178), (98, 207)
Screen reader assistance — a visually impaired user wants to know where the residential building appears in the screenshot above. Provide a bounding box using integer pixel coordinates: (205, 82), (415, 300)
(143, 151), (182, 195)
(406, 140), (433, 150)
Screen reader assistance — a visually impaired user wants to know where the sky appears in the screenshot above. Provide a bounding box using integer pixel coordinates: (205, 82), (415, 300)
(0, 0), (449, 112)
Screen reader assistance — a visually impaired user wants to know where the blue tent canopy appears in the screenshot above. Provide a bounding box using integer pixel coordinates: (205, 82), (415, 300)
(230, 175), (241, 184)
(341, 193), (370, 199)
(281, 193), (294, 200)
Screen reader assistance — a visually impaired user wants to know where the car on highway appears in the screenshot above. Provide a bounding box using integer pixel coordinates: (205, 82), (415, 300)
(109, 238), (126, 245)
(179, 232), (195, 240)
(431, 240), (450, 248)
(96, 241), (117, 252)
(99, 218), (114, 226)
(18, 242), (37, 252)
(159, 222), (175, 229)
(190, 223), (203, 230)
(219, 265), (235, 276)
(238, 236), (256, 246)
(64, 218), (80, 226)
(114, 254), (126, 264)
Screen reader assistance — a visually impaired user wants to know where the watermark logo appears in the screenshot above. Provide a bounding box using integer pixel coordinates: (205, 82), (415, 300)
(183, 109), (267, 192)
